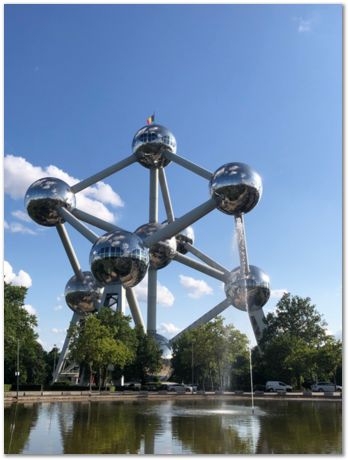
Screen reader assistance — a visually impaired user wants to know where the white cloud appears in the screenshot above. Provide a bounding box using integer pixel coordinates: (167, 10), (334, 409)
(158, 322), (181, 338)
(4, 154), (124, 223)
(4, 260), (32, 288)
(5, 221), (37, 235)
(51, 328), (65, 334)
(179, 274), (213, 299)
(133, 274), (175, 307)
(293, 16), (317, 33)
(22, 304), (37, 316)
(270, 289), (288, 299)
(54, 305), (63, 311)
(11, 209), (32, 223)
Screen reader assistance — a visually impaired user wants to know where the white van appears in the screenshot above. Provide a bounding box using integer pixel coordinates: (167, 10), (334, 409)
(266, 381), (292, 392)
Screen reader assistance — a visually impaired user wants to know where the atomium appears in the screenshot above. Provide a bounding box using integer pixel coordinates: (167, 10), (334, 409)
(90, 230), (149, 288)
(210, 162), (262, 215)
(132, 124), (177, 169)
(135, 222), (176, 269)
(25, 120), (271, 382)
(25, 177), (75, 226)
(65, 271), (102, 315)
(224, 265), (271, 312)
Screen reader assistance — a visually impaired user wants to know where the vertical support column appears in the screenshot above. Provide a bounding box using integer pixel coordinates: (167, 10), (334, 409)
(147, 268), (157, 335)
(149, 168), (158, 223)
(98, 283), (125, 313)
(147, 168), (159, 335)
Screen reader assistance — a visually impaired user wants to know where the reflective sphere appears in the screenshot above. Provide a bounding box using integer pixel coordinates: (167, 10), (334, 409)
(89, 230), (149, 288)
(132, 124), (177, 169)
(225, 265), (270, 312)
(135, 223), (176, 270)
(65, 271), (102, 315)
(176, 225), (195, 254)
(210, 163), (262, 215)
(153, 333), (173, 360)
(25, 177), (75, 226)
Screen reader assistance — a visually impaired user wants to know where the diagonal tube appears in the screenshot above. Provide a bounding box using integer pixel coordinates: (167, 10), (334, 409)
(52, 312), (81, 382)
(183, 242), (230, 275)
(72, 208), (120, 233)
(158, 167), (175, 223)
(164, 151), (213, 180)
(249, 308), (267, 344)
(58, 207), (99, 244)
(71, 154), (137, 193)
(56, 223), (84, 280)
(170, 298), (231, 344)
(144, 198), (216, 246)
(173, 252), (227, 282)
(126, 288), (145, 331)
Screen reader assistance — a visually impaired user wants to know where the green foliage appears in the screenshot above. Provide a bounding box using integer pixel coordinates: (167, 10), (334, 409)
(254, 293), (342, 388)
(4, 282), (47, 384)
(124, 326), (162, 384)
(171, 317), (250, 390)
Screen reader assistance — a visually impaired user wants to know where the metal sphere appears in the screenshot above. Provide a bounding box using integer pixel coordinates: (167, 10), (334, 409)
(89, 230), (149, 288)
(153, 333), (173, 360)
(224, 265), (270, 312)
(132, 124), (177, 169)
(135, 222), (176, 270)
(176, 225), (195, 254)
(210, 162), (262, 215)
(65, 271), (102, 315)
(162, 220), (195, 255)
(25, 177), (75, 226)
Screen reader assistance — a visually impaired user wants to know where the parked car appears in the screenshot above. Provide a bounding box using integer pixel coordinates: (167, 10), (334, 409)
(167, 384), (190, 393)
(311, 382), (336, 392)
(185, 384), (198, 392)
(123, 382), (141, 390)
(265, 381), (292, 392)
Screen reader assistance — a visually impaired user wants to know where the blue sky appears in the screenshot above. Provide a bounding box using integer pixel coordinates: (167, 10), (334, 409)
(4, 4), (342, 350)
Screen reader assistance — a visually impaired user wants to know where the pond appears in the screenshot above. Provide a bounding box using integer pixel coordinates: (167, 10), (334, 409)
(4, 399), (341, 454)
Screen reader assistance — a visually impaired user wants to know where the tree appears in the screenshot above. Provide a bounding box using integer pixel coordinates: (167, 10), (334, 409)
(124, 326), (162, 384)
(68, 315), (125, 389)
(254, 293), (342, 388)
(171, 317), (250, 390)
(4, 282), (47, 385)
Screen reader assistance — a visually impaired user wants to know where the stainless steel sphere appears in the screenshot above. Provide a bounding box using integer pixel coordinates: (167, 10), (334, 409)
(25, 177), (75, 226)
(153, 333), (173, 360)
(65, 271), (102, 315)
(210, 163), (262, 215)
(225, 265), (270, 312)
(132, 124), (177, 169)
(162, 220), (195, 255)
(135, 222), (176, 270)
(176, 225), (195, 254)
(89, 230), (149, 288)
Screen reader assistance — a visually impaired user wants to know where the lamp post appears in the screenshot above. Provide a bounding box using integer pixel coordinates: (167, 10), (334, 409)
(16, 339), (20, 399)
(191, 341), (194, 394)
(53, 344), (57, 379)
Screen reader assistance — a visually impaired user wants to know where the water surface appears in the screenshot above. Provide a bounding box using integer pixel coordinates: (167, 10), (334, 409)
(4, 399), (341, 454)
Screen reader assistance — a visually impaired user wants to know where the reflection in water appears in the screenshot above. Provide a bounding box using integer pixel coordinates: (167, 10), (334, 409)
(4, 399), (342, 454)
(4, 403), (39, 454)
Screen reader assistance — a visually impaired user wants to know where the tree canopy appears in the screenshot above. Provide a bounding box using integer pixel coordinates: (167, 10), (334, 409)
(253, 293), (342, 388)
(4, 282), (47, 384)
